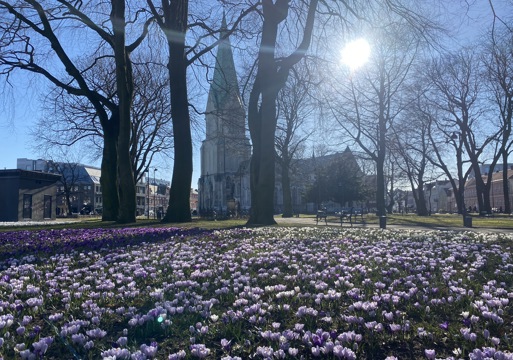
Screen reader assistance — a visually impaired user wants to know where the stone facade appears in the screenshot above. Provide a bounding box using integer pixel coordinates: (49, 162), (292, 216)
(198, 16), (251, 215)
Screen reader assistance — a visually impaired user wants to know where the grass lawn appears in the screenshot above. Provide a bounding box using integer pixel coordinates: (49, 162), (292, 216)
(386, 213), (513, 229)
(283, 213), (513, 230)
(3, 212), (513, 233)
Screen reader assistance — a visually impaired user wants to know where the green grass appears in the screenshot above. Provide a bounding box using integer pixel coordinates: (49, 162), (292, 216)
(2, 212), (513, 233)
(279, 212), (513, 229)
(386, 213), (513, 229)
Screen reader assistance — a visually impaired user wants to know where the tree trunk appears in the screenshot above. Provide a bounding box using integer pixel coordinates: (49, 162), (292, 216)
(376, 156), (386, 216)
(386, 163), (395, 214)
(416, 193), (429, 216)
(376, 121), (387, 217)
(416, 184), (429, 216)
(248, 106), (278, 225)
(246, 0), (318, 226)
(161, 0), (192, 223)
(481, 181), (492, 215)
(162, 67), (193, 223)
(65, 189), (73, 217)
(101, 121), (120, 221)
(472, 168), (487, 214)
(503, 153), (511, 214)
(247, 12), (281, 226)
(111, 0), (136, 223)
(458, 177), (466, 215)
(281, 159), (293, 217)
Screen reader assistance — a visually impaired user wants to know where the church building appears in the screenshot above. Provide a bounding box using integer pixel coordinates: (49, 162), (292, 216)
(198, 17), (371, 216)
(198, 16), (251, 215)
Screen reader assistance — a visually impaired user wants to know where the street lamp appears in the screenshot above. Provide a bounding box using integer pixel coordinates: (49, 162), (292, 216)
(146, 170), (150, 219)
(153, 168), (158, 219)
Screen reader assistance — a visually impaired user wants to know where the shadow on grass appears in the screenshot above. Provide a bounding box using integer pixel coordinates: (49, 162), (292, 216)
(0, 218), (260, 263)
(0, 217), (252, 233)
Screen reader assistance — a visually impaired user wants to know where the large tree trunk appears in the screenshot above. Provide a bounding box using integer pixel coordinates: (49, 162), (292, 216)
(161, 0), (192, 223)
(163, 70), (193, 223)
(101, 120), (120, 221)
(376, 157), (386, 216)
(481, 181), (492, 215)
(472, 167), (487, 214)
(247, 0), (318, 226)
(458, 177), (466, 215)
(248, 105), (278, 225)
(250, 68), (280, 225)
(416, 191), (429, 216)
(247, 12), (280, 226)
(111, 0), (136, 223)
(416, 178), (429, 216)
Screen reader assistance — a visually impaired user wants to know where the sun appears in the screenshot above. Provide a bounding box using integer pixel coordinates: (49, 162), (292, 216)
(341, 38), (371, 70)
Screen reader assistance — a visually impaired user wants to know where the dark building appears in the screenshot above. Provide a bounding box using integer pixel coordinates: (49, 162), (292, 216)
(0, 169), (60, 222)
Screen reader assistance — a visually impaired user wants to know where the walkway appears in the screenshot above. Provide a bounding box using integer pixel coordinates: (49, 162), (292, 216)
(274, 216), (513, 234)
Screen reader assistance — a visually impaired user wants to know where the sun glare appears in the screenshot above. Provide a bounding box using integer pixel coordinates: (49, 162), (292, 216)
(341, 38), (371, 70)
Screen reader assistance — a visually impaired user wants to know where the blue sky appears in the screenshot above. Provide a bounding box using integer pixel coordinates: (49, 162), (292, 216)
(0, 0), (509, 187)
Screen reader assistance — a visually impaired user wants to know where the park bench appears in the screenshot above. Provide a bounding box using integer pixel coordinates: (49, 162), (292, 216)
(339, 208), (366, 227)
(480, 211), (493, 218)
(316, 210), (328, 225)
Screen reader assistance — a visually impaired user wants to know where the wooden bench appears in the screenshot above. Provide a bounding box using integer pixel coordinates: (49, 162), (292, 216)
(339, 208), (366, 227)
(316, 210), (328, 225)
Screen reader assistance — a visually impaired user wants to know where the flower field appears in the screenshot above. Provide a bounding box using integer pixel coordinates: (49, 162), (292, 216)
(0, 226), (512, 359)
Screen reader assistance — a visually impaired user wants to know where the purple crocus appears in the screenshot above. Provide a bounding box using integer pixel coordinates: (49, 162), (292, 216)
(439, 321), (449, 330)
(425, 349), (436, 359)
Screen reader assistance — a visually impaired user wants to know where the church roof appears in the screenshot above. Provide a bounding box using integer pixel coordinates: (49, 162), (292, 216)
(206, 15), (243, 113)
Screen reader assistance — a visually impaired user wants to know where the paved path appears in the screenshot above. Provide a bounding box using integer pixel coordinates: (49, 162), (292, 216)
(274, 216), (513, 234)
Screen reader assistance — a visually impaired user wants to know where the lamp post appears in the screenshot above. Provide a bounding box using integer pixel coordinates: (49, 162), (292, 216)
(146, 170), (150, 219)
(153, 168), (158, 219)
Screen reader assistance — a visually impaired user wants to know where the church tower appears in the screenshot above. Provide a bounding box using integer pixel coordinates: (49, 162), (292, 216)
(198, 15), (251, 214)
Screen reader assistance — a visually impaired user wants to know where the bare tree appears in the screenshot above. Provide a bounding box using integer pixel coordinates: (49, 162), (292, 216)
(426, 105), (472, 215)
(390, 83), (440, 216)
(483, 24), (513, 213)
(328, 19), (420, 218)
(146, 0), (256, 223)
(130, 61), (174, 183)
(275, 64), (315, 218)
(246, 0), (319, 225)
(32, 57), (174, 184)
(0, 0), (153, 223)
(425, 48), (500, 214)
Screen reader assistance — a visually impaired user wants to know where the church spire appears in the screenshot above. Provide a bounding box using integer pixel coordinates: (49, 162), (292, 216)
(206, 13), (243, 115)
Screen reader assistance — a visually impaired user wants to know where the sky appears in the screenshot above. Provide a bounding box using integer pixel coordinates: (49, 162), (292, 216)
(0, 0), (510, 187)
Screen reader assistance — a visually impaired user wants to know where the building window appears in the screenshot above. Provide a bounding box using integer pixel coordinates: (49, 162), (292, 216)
(23, 194), (32, 219)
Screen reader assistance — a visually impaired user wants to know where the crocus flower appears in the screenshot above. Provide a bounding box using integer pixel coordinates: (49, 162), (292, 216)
(425, 349), (436, 359)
